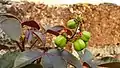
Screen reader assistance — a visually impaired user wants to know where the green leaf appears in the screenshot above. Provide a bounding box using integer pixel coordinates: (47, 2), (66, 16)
(41, 49), (67, 68)
(0, 18), (22, 41)
(22, 64), (43, 68)
(0, 51), (20, 68)
(13, 50), (43, 68)
(0, 54), (2, 58)
(0, 59), (10, 68)
(61, 50), (82, 68)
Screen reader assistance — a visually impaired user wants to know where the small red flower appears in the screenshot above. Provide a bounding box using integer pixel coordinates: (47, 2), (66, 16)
(78, 32), (82, 36)
(63, 28), (68, 33)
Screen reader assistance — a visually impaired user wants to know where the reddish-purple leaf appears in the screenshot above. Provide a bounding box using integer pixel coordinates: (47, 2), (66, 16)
(63, 28), (72, 36)
(22, 20), (40, 30)
(32, 30), (46, 46)
(61, 50), (82, 68)
(77, 49), (97, 68)
(42, 49), (67, 68)
(13, 50), (43, 68)
(46, 25), (65, 36)
(22, 64), (43, 68)
(84, 60), (97, 68)
(25, 30), (33, 43)
(98, 62), (120, 68)
(83, 62), (91, 68)
(97, 57), (120, 68)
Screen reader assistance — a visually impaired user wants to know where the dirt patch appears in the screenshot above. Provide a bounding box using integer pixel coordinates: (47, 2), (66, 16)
(5, 2), (120, 57)
(7, 2), (120, 46)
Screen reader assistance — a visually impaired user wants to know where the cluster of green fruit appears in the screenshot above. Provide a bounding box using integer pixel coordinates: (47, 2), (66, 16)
(54, 19), (91, 51)
(73, 31), (90, 51)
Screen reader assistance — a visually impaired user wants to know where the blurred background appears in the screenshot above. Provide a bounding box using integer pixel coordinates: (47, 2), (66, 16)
(11, 0), (120, 5)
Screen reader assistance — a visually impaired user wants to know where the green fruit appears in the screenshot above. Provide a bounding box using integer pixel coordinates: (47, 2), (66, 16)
(81, 31), (91, 42)
(82, 31), (91, 39)
(85, 42), (88, 47)
(81, 35), (89, 42)
(54, 35), (67, 48)
(67, 19), (77, 29)
(73, 39), (86, 51)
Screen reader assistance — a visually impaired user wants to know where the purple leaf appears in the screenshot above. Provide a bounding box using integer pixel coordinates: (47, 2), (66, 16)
(32, 30), (46, 46)
(77, 49), (97, 68)
(84, 60), (97, 68)
(63, 28), (72, 36)
(46, 25), (64, 36)
(14, 50), (43, 68)
(97, 57), (120, 68)
(22, 20), (40, 30)
(61, 50), (82, 68)
(98, 62), (120, 68)
(0, 18), (22, 41)
(41, 49), (67, 68)
(22, 64), (43, 68)
(82, 49), (93, 61)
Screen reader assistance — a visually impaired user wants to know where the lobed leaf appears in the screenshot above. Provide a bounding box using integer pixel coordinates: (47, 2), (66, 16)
(22, 64), (43, 68)
(77, 49), (97, 68)
(0, 51), (20, 68)
(46, 25), (64, 36)
(0, 16), (8, 22)
(0, 13), (19, 20)
(97, 57), (120, 68)
(32, 30), (46, 46)
(0, 18), (22, 41)
(22, 20), (40, 30)
(84, 60), (97, 68)
(82, 49), (93, 61)
(13, 50), (43, 68)
(98, 62), (120, 68)
(62, 28), (73, 36)
(41, 49), (67, 68)
(61, 50), (82, 68)
(41, 55), (54, 68)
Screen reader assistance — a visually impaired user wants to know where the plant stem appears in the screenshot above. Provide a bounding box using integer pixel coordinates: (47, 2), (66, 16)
(15, 41), (24, 52)
(69, 20), (82, 39)
(29, 39), (38, 49)
(21, 37), (25, 51)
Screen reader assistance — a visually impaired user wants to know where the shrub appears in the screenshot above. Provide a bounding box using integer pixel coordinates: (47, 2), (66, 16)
(0, 13), (119, 68)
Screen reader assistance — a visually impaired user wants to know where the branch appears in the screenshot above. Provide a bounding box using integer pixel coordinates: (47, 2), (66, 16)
(69, 18), (82, 39)
(15, 41), (24, 52)
(29, 39), (38, 49)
